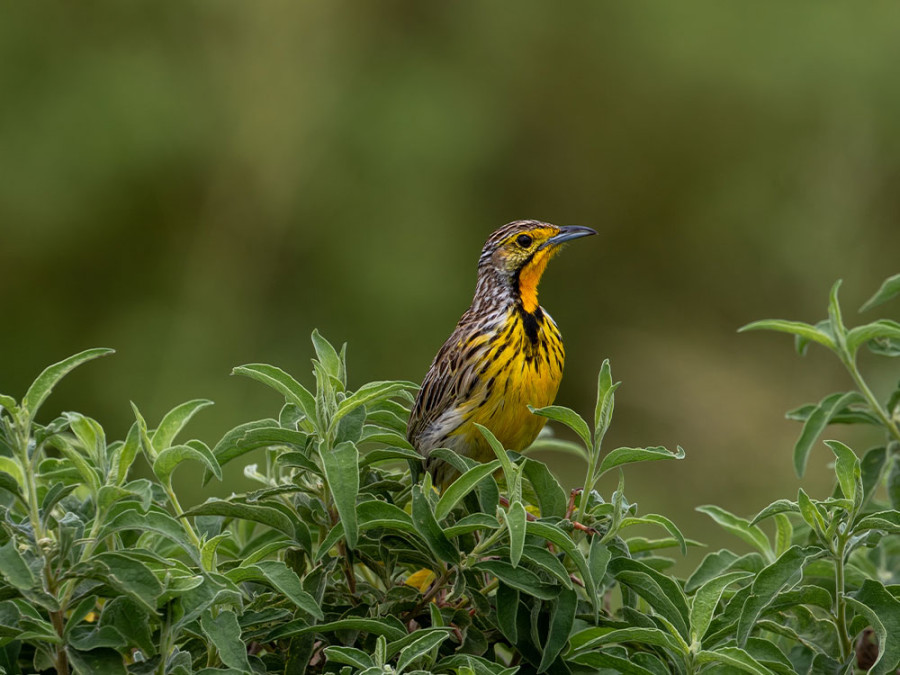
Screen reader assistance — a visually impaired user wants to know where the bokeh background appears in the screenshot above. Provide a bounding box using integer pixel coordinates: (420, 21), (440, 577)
(3, 2), (900, 561)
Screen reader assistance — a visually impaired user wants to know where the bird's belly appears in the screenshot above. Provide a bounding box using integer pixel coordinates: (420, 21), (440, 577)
(457, 337), (563, 459)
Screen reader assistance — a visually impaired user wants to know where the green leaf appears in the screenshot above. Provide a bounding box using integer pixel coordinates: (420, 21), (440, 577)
(495, 583), (518, 643)
(64, 412), (105, 464)
(506, 500), (527, 568)
(153, 442), (222, 487)
(570, 626), (687, 657)
(538, 586), (577, 673)
(598, 445), (685, 476)
(444, 513), (500, 538)
(183, 498), (296, 540)
(796, 488), (826, 536)
(827, 279), (846, 344)
(232, 363), (317, 424)
(22, 348), (114, 427)
(267, 617), (406, 642)
(738, 319), (835, 351)
(64, 596), (100, 639)
(0, 539), (36, 590)
(475, 424), (517, 494)
(150, 399), (213, 454)
(521, 545), (573, 589)
(846, 319), (900, 356)
(773, 513), (793, 557)
(0, 459), (24, 498)
(324, 646), (375, 669)
(209, 420), (306, 475)
(359, 446), (422, 466)
(861, 445), (889, 503)
(98, 506), (200, 562)
(568, 651), (658, 674)
(695, 646), (776, 675)
(792, 391), (864, 477)
(200, 609), (251, 673)
(529, 404), (592, 450)
(226, 561), (323, 619)
(685, 549), (740, 593)
(100, 596), (154, 655)
(92, 552), (163, 612)
(316, 501), (418, 561)
(385, 627), (454, 660)
(860, 272), (900, 312)
(696, 505), (773, 560)
(588, 536), (611, 591)
(855, 510), (900, 535)
(335, 404), (366, 443)
(845, 579), (900, 675)
(620, 514), (688, 556)
(608, 556), (690, 640)
(526, 522), (597, 612)
(0, 393), (16, 413)
(593, 359), (620, 448)
(332, 381), (416, 429)
(66, 648), (127, 675)
(396, 630), (450, 673)
(690, 571), (753, 646)
(521, 458), (567, 519)
(67, 625), (128, 651)
(129, 402), (156, 463)
(200, 533), (229, 571)
(735, 546), (815, 646)
(320, 440), (360, 548)
(54, 436), (101, 493)
(749, 499), (799, 526)
(411, 485), (458, 564)
(472, 560), (559, 600)
(111, 422), (141, 486)
(824, 439), (860, 508)
(311, 329), (345, 386)
(434, 460), (501, 522)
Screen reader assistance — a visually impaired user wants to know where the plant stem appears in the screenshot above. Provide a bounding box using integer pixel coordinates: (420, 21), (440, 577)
(15, 422), (70, 675)
(163, 480), (203, 550)
(577, 453), (597, 527)
(833, 533), (852, 662)
(407, 567), (452, 619)
(842, 355), (900, 443)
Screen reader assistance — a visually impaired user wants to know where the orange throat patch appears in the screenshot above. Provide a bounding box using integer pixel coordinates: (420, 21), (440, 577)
(517, 248), (554, 313)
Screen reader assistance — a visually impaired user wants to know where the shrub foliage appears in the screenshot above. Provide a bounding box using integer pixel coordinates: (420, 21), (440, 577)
(1, 274), (899, 675)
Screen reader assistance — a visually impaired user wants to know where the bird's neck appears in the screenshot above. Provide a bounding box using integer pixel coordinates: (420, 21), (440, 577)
(473, 263), (546, 318)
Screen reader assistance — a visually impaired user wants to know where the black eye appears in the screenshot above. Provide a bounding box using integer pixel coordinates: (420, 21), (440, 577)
(516, 234), (533, 248)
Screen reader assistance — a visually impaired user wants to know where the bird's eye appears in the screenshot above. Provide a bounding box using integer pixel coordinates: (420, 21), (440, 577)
(516, 234), (533, 248)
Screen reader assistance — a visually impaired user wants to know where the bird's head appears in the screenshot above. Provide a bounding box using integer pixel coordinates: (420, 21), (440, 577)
(478, 220), (596, 312)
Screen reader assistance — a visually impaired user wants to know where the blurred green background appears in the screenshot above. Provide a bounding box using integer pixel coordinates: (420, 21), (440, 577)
(3, 2), (900, 558)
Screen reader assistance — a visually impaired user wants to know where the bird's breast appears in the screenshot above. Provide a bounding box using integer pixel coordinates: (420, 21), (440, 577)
(458, 305), (564, 454)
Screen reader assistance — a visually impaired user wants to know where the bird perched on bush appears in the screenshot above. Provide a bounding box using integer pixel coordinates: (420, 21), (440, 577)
(408, 220), (596, 487)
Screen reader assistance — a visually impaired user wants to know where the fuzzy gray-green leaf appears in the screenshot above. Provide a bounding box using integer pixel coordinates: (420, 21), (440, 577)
(320, 440), (360, 548)
(22, 348), (114, 428)
(860, 272), (900, 312)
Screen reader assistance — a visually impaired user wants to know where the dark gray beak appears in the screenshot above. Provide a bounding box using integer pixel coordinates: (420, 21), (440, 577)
(540, 225), (598, 250)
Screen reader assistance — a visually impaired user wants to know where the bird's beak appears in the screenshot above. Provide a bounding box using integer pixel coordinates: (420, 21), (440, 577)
(540, 225), (598, 250)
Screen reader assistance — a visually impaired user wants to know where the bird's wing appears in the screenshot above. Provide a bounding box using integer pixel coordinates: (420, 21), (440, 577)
(407, 312), (491, 451)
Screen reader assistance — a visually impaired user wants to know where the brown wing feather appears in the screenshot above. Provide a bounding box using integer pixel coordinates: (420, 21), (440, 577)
(407, 308), (485, 451)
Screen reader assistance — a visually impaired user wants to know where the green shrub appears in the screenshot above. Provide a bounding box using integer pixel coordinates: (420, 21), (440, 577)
(1, 275), (899, 674)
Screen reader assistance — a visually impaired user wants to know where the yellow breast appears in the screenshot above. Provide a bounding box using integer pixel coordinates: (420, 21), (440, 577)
(454, 306), (564, 459)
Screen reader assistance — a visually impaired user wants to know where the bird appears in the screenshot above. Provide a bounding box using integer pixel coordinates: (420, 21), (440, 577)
(407, 220), (596, 487)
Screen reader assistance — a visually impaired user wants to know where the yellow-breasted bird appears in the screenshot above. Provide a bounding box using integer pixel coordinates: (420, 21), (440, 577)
(407, 220), (596, 486)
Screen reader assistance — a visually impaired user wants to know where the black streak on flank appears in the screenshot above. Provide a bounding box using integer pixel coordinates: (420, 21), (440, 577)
(517, 306), (543, 346)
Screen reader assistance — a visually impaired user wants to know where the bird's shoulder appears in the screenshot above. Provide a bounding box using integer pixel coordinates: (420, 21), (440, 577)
(407, 307), (507, 440)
